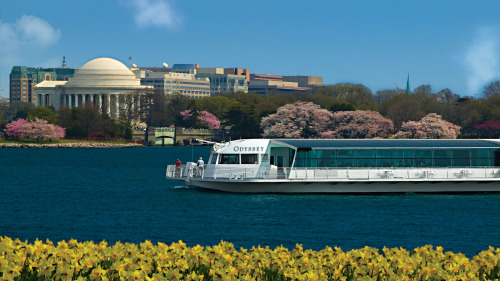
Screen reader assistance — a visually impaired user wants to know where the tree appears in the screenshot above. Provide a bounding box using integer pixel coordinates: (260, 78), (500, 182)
(393, 113), (461, 139)
(118, 91), (141, 123)
(27, 106), (57, 124)
(178, 110), (220, 129)
(320, 110), (394, 139)
(199, 111), (221, 129)
(302, 93), (354, 112)
(261, 101), (333, 138)
(375, 89), (404, 103)
(194, 96), (237, 119)
(435, 88), (459, 104)
(139, 90), (170, 144)
(381, 95), (426, 130)
(78, 103), (102, 140)
(7, 102), (35, 120)
(165, 93), (193, 125)
(223, 103), (262, 139)
(483, 80), (500, 99)
(329, 83), (376, 108)
(5, 118), (28, 138)
(5, 118), (65, 142)
(474, 120), (500, 138)
(413, 84), (432, 94)
(22, 118), (65, 142)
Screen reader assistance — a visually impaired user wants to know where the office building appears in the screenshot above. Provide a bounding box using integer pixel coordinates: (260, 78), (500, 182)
(9, 57), (76, 103)
(140, 71), (210, 98)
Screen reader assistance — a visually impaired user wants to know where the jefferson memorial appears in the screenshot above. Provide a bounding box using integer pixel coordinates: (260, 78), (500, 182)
(35, 57), (151, 118)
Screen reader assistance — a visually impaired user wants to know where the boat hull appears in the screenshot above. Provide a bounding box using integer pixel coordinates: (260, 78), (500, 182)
(184, 178), (500, 193)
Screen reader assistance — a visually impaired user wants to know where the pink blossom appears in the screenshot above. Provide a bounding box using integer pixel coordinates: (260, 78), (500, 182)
(5, 119), (28, 138)
(393, 113), (461, 139)
(321, 110), (394, 139)
(475, 120), (500, 130)
(5, 118), (65, 141)
(261, 101), (333, 138)
(199, 111), (220, 129)
(180, 110), (193, 120)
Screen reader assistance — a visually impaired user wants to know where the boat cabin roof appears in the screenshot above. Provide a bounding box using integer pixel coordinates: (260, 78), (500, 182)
(272, 139), (500, 149)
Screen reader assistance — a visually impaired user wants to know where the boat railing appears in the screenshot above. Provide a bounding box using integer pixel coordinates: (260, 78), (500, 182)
(287, 167), (500, 180)
(167, 165), (500, 180)
(166, 163), (207, 179)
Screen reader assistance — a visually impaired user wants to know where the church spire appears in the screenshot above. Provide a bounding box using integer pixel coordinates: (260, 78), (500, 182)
(62, 56), (67, 68)
(406, 73), (411, 95)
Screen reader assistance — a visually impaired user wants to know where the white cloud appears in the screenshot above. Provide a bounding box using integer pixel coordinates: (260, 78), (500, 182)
(17, 15), (61, 47)
(464, 27), (500, 95)
(0, 15), (61, 96)
(0, 15), (61, 61)
(127, 0), (181, 29)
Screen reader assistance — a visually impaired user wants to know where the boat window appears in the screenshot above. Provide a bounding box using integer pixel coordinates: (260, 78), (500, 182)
(414, 149), (432, 159)
(357, 158), (376, 167)
(219, 154), (240, 164)
(210, 154), (218, 164)
(395, 149), (413, 158)
(453, 158), (471, 167)
(453, 149), (470, 159)
(337, 149), (355, 158)
(471, 149), (489, 158)
(434, 158), (452, 167)
(337, 159), (356, 167)
(376, 158), (394, 167)
(241, 154), (258, 164)
(357, 149), (375, 158)
(434, 149), (453, 158)
(261, 154), (269, 163)
(471, 158), (490, 167)
(376, 149), (394, 158)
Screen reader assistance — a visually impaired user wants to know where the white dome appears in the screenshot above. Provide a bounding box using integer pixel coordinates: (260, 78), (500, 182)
(66, 57), (142, 87)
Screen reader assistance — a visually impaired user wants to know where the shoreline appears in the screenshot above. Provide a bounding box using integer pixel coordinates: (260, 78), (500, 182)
(0, 142), (144, 148)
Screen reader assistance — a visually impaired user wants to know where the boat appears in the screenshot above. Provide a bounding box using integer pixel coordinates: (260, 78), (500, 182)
(166, 139), (500, 193)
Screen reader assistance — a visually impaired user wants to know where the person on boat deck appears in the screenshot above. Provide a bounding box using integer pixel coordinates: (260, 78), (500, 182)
(175, 159), (182, 177)
(196, 157), (205, 177)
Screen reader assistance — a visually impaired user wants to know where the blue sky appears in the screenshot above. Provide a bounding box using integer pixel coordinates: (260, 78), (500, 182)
(1, 0), (500, 98)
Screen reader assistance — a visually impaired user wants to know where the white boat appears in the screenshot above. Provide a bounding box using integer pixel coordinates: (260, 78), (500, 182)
(166, 139), (500, 193)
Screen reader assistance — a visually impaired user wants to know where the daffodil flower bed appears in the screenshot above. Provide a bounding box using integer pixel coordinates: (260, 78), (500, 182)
(1, 237), (499, 281)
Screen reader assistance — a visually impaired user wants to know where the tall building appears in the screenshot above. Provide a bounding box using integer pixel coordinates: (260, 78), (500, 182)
(9, 58), (77, 104)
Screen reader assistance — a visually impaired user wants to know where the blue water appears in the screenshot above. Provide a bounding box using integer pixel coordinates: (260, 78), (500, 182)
(1, 146), (499, 257)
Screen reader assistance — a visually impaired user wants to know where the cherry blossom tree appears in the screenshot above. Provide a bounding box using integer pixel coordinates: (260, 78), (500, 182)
(179, 110), (220, 129)
(391, 120), (427, 139)
(261, 101), (333, 138)
(393, 113), (461, 139)
(474, 120), (500, 138)
(5, 118), (28, 138)
(4, 118), (65, 142)
(320, 110), (394, 139)
(199, 111), (221, 129)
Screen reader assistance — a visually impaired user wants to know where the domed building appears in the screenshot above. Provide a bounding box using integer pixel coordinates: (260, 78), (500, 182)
(35, 57), (152, 118)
